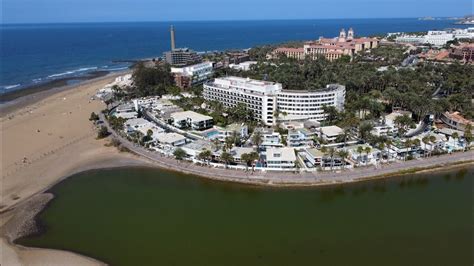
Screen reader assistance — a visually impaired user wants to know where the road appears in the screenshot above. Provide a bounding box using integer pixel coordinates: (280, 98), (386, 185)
(100, 114), (474, 186)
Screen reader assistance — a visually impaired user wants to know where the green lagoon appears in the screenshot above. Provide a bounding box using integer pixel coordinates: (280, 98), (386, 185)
(18, 167), (473, 266)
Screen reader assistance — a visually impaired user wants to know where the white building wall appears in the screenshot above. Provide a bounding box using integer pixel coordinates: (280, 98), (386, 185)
(203, 77), (345, 125)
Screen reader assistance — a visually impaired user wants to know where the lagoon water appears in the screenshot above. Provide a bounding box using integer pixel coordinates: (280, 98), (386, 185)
(18, 167), (473, 266)
(1, 19), (467, 92)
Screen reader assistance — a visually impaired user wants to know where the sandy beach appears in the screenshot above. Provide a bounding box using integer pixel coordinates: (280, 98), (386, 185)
(0, 73), (152, 265)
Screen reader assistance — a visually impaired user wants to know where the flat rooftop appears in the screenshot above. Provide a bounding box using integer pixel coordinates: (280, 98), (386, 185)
(171, 111), (213, 122)
(156, 133), (186, 144)
(266, 147), (296, 162)
(320, 126), (343, 137)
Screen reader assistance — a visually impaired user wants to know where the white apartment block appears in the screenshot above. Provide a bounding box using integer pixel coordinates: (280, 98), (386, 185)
(265, 147), (296, 169)
(203, 77), (282, 125)
(203, 77), (345, 126)
(276, 85), (345, 122)
(171, 62), (214, 83)
(171, 111), (214, 130)
(396, 28), (474, 47)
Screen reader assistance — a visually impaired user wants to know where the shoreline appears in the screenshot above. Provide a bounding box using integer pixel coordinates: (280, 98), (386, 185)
(2, 159), (472, 266)
(0, 70), (130, 115)
(0, 57), (472, 265)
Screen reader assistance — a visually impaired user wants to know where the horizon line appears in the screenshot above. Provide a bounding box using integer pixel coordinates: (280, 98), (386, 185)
(1, 15), (469, 26)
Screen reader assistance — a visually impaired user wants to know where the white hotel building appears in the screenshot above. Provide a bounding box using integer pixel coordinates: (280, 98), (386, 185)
(203, 76), (345, 126)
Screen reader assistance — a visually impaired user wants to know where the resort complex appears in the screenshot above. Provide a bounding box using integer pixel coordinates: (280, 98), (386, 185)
(2, 12), (474, 266)
(269, 28), (380, 61)
(88, 24), (474, 176)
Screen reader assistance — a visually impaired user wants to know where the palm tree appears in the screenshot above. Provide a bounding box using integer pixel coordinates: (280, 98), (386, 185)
(252, 130), (263, 152)
(212, 138), (221, 152)
(412, 139), (421, 156)
(240, 151), (259, 171)
(356, 146), (364, 166)
(337, 150), (349, 170)
(403, 139), (412, 161)
(364, 146), (372, 165)
(429, 135), (437, 156)
(328, 147), (336, 171)
(422, 136), (430, 157)
(224, 137), (234, 151)
(464, 124), (473, 150)
(197, 149), (212, 165)
(451, 132), (459, 147)
(220, 152), (234, 168)
(385, 139), (393, 161)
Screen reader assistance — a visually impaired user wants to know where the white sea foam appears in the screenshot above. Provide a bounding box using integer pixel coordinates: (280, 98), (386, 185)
(105, 67), (129, 71)
(1, 84), (21, 90)
(47, 67), (98, 78)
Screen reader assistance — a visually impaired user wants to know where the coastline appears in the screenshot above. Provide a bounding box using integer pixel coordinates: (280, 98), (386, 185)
(1, 157), (472, 266)
(0, 70), (129, 115)
(1, 62), (473, 265)
(0, 71), (149, 265)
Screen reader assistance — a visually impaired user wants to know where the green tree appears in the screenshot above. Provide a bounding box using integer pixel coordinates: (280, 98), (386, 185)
(337, 150), (349, 170)
(422, 136), (430, 157)
(241, 152), (259, 171)
(429, 135), (437, 156)
(197, 150), (212, 164)
(404, 140), (412, 161)
(220, 152), (234, 168)
(451, 132), (459, 146)
(364, 146), (372, 164)
(130, 62), (174, 97)
(359, 121), (374, 142)
(173, 148), (187, 161)
(252, 131), (263, 151)
(356, 146), (364, 166)
(464, 124), (473, 149)
(97, 126), (109, 139)
(394, 115), (414, 137)
(212, 138), (221, 151)
(89, 112), (99, 121)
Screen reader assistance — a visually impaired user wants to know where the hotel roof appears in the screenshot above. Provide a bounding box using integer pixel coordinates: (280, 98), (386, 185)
(306, 148), (325, 158)
(444, 111), (474, 125)
(171, 111), (213, 122)
(320, 126), (343, 137)
(266, 147), (296, 162)
(156, 133), (186, 144)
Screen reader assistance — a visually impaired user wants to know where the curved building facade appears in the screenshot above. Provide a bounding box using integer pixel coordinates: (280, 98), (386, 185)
(276, 84), (345, 121)
(203, 77), (345, 126)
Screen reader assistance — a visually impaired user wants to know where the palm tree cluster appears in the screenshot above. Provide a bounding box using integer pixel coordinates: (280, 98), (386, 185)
(229, 46), (474, 120)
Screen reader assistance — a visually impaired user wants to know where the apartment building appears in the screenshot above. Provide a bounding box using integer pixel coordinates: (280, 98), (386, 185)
(171, 62), (214, 89)
(170, 111), (214, 130)
(203, 76), (345, 126)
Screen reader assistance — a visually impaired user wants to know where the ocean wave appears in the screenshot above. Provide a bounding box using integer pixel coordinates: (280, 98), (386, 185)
(1, 84), (21, 90)
(105, 67), (129, 71)
(47, 67), (98, 78)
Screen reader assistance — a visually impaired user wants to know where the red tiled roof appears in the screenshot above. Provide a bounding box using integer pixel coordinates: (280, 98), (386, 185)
(274, 47), (304, 53)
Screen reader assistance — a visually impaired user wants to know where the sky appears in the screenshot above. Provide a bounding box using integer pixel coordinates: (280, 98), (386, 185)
(1, 0), (472, 24)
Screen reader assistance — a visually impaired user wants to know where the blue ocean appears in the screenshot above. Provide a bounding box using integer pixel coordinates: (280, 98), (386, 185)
(0, 19), (467, 93)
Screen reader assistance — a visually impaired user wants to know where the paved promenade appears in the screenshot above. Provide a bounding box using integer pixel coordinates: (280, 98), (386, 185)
(101, 115), (473, 186)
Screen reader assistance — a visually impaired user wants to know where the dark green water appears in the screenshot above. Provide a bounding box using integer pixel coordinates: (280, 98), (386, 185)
(18, 167), (473, 266)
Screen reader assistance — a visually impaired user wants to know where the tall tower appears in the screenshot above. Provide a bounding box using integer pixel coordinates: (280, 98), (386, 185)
(347, 28), (354, 40)
(170, 25), (176, 50)
(339, 28), (346, 42)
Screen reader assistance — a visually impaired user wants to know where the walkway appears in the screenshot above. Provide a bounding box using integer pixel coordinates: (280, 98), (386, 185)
(100, 114), (474, 186)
